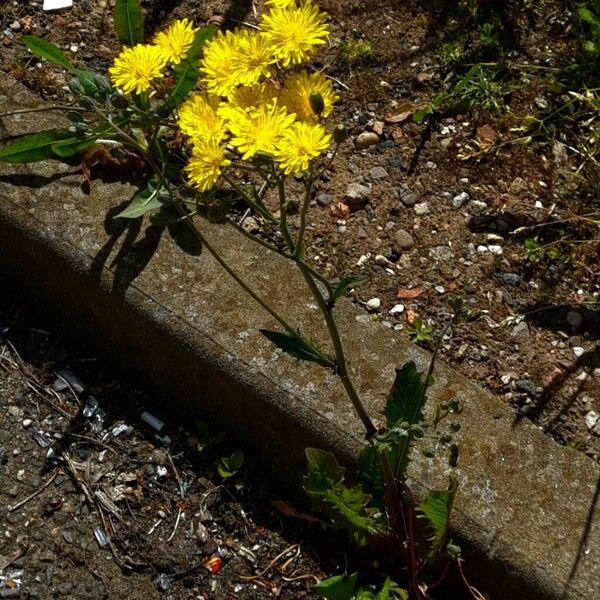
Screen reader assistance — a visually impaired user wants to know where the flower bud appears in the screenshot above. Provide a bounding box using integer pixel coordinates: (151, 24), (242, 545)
(333, 124), (348, 144)
(309, 91), (325, 116)
(68, 78), (85, 97)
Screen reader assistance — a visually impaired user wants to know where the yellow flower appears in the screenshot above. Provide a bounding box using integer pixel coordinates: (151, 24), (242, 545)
(178, 93), (226, 142)
(185, 139), (231, 192)
(232, 29), (276, 86)
(280, 70), (338, 121)
(201, 29), (242, 98)
(218, 82), (280, 122)
(109, 44), (167, 95)
(260, 1), (329, 67)
(228, 101), (296, 160)
(154, 18), (198, 65)
(275, 121), (331, 174)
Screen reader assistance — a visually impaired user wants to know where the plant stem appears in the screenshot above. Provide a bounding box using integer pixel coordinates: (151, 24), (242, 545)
(0, 105), (85, 118)
(277, 178), (377, 437)
(222, 172), (275, 224)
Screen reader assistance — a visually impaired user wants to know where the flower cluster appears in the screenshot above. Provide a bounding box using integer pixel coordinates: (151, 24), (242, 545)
(109, 1), (338, 192)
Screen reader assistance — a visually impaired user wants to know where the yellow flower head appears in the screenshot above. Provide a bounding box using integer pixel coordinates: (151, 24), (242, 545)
(178, 93), (226, 142)
(154, 18), (198, 65)
(228, 100), (296, 160)
(218, 82), (280, 122)
(280, 70), (338, 121)
(201, 29), (242, 98)
(275, 121), (331, 174)
(185, 138), (231, 192)
(232, 30), (276, 86)
(109, 44), (167, 95)
(260, 1), (329, 67)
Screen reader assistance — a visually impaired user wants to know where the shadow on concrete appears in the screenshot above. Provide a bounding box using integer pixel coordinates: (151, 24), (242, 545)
(90, 195), (203, 299)
(567, 476), (600, 590)
(0, 172), (76, 188)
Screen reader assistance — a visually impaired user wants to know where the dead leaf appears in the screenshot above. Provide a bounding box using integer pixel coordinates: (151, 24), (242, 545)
(384, 110), (412, 125)
(396, 287), (425, 300)
(405, 309), (418, 326)
(330, 202), (350, 220)
(272, 500), (323, 524)
(81, 146), (146, 185)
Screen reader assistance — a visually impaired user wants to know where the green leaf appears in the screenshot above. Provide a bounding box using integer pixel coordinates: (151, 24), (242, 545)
(357, 442), (386, 509)
(315, 574), (358, 600)
(51, 136), (96, 158)
(416, 475), (458, 560)
(304, 449), (380, 546)
(113, 0), (144, 46)
(332, 275), (364, 302)
(170, 25), (216, 106)
(116, 179), (164, 218)
(384, 361), (427, 428)
(374, 579), (393, 600)
(0, 129), (79, 163)
(259, 329), (335, 368)
(22, 36), (75, 71)
(218, 450), (244, 480)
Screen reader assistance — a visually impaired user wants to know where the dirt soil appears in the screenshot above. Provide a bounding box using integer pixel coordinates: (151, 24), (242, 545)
(0, 0), (599, 457)
(0, 292), (360, 600)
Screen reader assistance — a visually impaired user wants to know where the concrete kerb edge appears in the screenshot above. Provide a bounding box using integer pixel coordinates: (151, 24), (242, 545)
(1, 76), (599, 600)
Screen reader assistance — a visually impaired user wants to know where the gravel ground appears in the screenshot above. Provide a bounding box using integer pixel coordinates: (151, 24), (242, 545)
(0, 295), (356, 600)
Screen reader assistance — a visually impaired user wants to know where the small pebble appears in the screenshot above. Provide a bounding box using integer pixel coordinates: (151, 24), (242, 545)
(389, 304), (405, 315)
(355, 131), (380, 150)
(434, 285), (445, 294)
(345, 183), (370, 204)
(366, 298), (381, 311)
(452, 191), (469, 208)
(10, 21), (21, 31)
(369, 166), (389, 180)
(488, 245), (503, 255)
(394, 229), (415, 251)
(585, 411), (599, 431)
(413, 202), (430, 216)
(316, 193), (332, 207)
(22, 418), (33, 428)
(573, 346), (585, 358)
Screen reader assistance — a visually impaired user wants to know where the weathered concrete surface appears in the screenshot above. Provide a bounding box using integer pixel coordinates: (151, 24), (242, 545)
(1, 77), (598, 599)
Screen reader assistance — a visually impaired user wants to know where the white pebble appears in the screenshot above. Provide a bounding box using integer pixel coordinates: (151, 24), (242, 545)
(389, 304), (405, 315)
(585, 411), (599, 431)
(435, 285), (445, 294)
(375, 254), (390, 266)
(22, 418), (33, 428)
(487, 245), (503, 255)
(477, 245), (489, 253)
(573, 346), (585, 358)
(535, 200), (544, 209)
(356, 254), (370, 267)
(366, 298), (381, 311)
(70, 45), (78, 53)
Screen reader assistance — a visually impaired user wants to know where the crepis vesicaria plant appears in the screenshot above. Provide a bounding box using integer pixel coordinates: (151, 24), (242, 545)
(0, 1), (476, 598)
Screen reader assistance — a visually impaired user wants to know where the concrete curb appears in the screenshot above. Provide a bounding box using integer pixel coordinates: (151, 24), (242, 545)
(1, 77), (598, 599)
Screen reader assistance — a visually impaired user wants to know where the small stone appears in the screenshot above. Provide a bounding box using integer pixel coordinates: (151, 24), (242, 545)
(389, 304), (405, 315)
(469, 200), (488, 214)
(70, 45), (78, 53)
(477, 245), (489, 253)
(355, 131), (380, 150)
(22, 418), (33, 428)
(357, 227), (368, 239)
(369, 166), (389, 180)
(394, 229), (415, 251)
(434, 285), (445, 294)
(515, 379), (537, 395)
(414, 202), (430, 216)
(397, 185), (417, 207)
(512, 321), (530, 338)
(452, 191), (469, 208)
(372, 121), (385, 136)
(366, 298), (381, 311)
(573, 346), (585, 358)
(487, 245), (503, 255)
(357, 254), (369, 266)
(316, 193), (332, 207)
(345, 183), (370, 204)
(10, 21), (21, 31)
(585, 411), (599, 431)
(375, 255), (390, 266)
(241, 216), (259, 233)
(429, 246), (452, 261)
